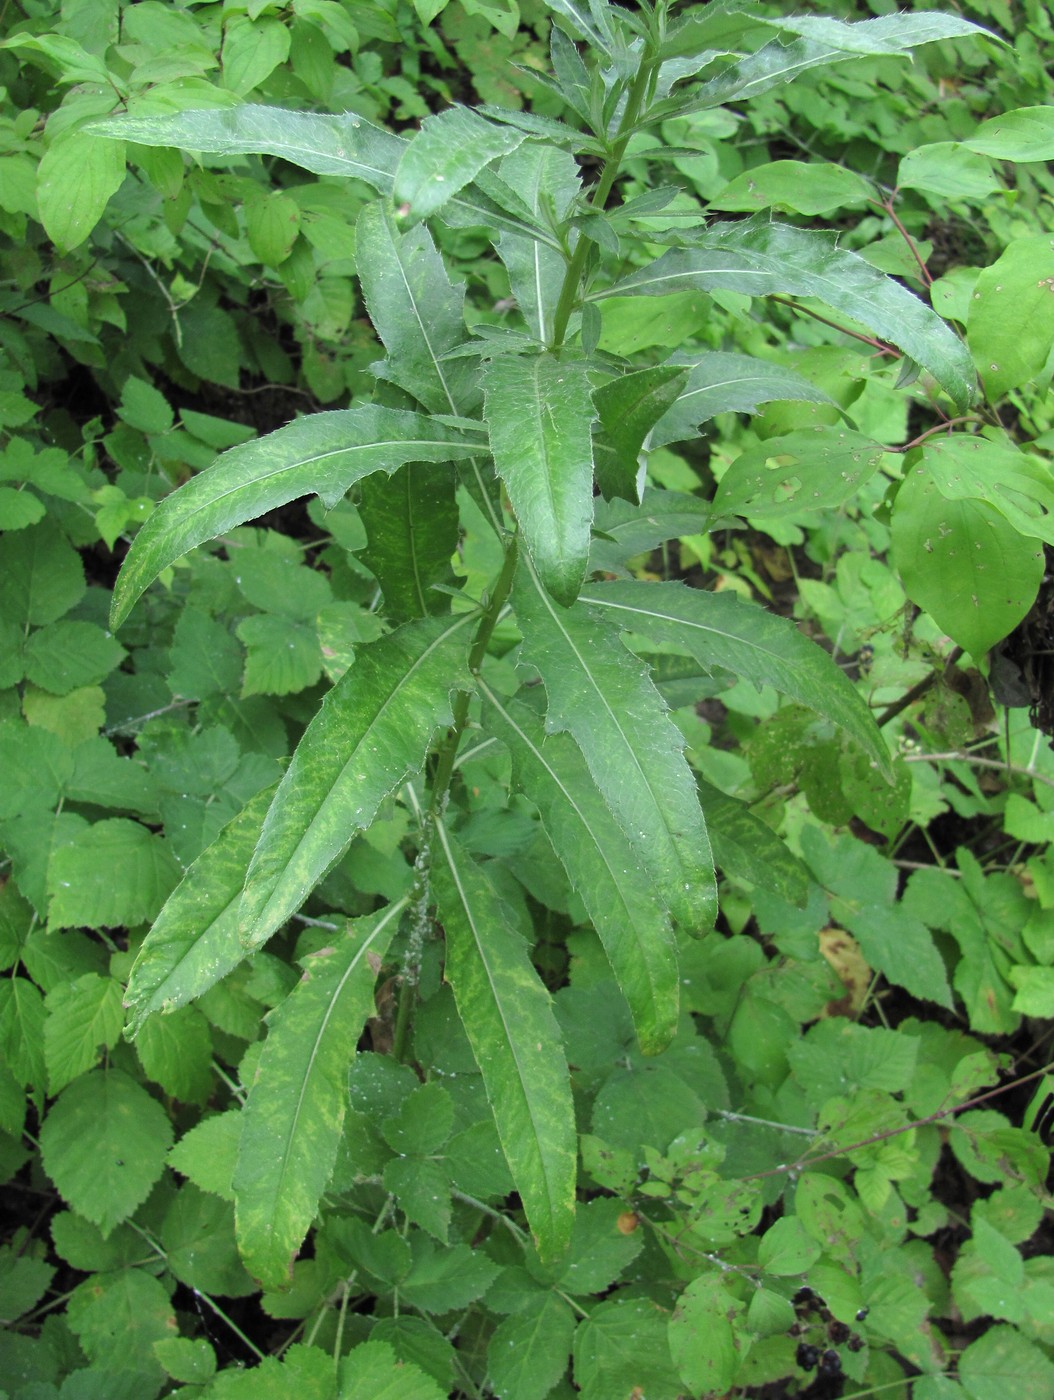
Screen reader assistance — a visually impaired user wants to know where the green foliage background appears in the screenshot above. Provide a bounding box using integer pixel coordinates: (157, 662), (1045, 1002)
(1, 1), (1054, 1397)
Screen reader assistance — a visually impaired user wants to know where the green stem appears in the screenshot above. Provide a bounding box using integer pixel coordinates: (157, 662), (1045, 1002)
(548, 58), (658, 353)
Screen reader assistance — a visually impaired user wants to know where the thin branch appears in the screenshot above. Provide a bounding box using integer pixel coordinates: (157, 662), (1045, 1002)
(768, 294), (898, 356)
(902, 749), (1054, 793)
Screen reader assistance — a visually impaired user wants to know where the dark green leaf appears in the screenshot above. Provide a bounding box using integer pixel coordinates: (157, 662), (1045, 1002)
(481, 685), (679, 1053)
(234, 904), (405, 1288)
(240, 614), (474, 949)
(359, 464), (460, 621)
(394, 106), (526, 222)
(596, 218), (976, 409)
(432, 823), (576, 1261)
(111, 408), (484, 628)
(593, 365), (689, 501)
(649, 351), (834, 448)
(484, 353), (595, 607)
(514, 560), (716, 932)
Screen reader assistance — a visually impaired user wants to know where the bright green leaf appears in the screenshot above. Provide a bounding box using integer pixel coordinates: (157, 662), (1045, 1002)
(36, 131), (125, 252)
(968, 237), (1054, 400)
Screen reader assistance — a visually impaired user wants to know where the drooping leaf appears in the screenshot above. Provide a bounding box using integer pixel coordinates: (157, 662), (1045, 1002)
(593, 365), (690, 501)
(891, 462), (1044, 660)
(648, 351), (834, 448)
(36, 131), (125, 252)
(394, 106), (526, 222)
(359, 464), (460, 622)
(594, 217), (976, 409)
(40, 1068), (173, 1235)
(712, 427), (884, 521)
(123, 785), (278, 1035)
(494, 144), (582, 344)
(480, 684), (679, 1053)
(578, 580), (890, 773)
(110, 408), (484, 628)
(484, 353), (595, 607)
(697, 780), (810, 907)
(240, 614), (474, 949)
(354, 202), (479, 415)
(234, 903), (405, 1289)
(432, 822), (575, 1261)
(514, 559), (716, 932)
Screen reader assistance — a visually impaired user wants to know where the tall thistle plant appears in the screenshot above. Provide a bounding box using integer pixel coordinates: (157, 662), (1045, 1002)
(90, 0), (987, 1278)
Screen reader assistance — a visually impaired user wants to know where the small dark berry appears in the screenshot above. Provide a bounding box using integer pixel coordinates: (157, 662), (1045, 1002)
(796, 1343), (820, 1371)
(819, 1307), (833, 1323)
(793, 1287), (814, 1307)
(789, 1323), (803, 1337)
(828, 1320), (851, 1344)
(855, 1306), (870, 1321)
(819, 1349), (843, 1377)
(847, 1334), (864, 1353)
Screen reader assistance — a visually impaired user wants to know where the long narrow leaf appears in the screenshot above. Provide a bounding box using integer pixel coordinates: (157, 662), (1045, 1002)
(355, 203), (478, 415)
(578, 580), (891, 774)
(110, 408), (483, 628)
(87, 106), (560, 246)
(239, 615), (475, 949)
(432, 822), (575, 1261)
(484, 354), (595, 607)
(480, 684), (679, 1053)
(513, 559), (716, 932)
(649, 351), (834, 448)
(123, 785), (277, 1036)
(359, 465), (460, 622)
(394, 107), (526, 222)
(495, 146), (581, 344)
(234, 902), (406, 1288)
(593, 217), (976, 410)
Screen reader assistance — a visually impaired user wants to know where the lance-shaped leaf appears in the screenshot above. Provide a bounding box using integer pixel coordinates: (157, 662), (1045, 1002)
(87, 105), (558, 246)
(513, 559), (716, 932)
(484, 354), (595, 607)
(590, 488), (712, 575)
(234, 902), (405, 1288)
(649, 352), (834, 449)
(592, 218), (976, 410)
(698, 780), (810, 907)
(432, 822), (575, 1260)
(359, 464), (460, 623)
(578, 580), (891, 775)
(593, 365), (689, 502)
(495, 145), (581, 345)
(240, 615), (475, 949)
(480, 683), (678, 1054)
(123, 786), (277, 1037)
(355, 202), (479, 416)
(394, 107), (527, 223)
(111, 408), (484, 628)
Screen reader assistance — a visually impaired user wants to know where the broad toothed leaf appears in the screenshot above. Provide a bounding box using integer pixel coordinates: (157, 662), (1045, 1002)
(578, 580), (890, 774)
(432, 823), (575, 1260)
(594, 217), (976, 410)
(514, 559), (716, 932)
(484, 354), (595, 607)
(123, 786), (277, 1037)
(394, 106), (526, 222)
(239, 615), (474, 949)
(234, 903), (405, 1289)
(111, 408), (483, 628)
(355, 202), (479, 416)
(480, 684), (678, 1053)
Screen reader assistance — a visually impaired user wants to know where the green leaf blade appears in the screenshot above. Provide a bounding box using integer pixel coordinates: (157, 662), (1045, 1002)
(110, 407), (483, 628)
(393, 106), (526, 222)
(359, 464), (461, 622)
(597, 218), (976, 410)
(514, 560), (716, 932)
(578, 580), (890, 775)
(649, 351), (834, 448)
(240, 616), (474, 949)
(480, 685), (679, 1054)
(484, 354), (595, 607)
(234, 905), (405, 1289)
(433, 824), (575, 1262)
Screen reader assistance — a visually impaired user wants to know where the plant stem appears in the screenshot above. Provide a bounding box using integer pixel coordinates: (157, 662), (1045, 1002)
(548, 58), (658, 353)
